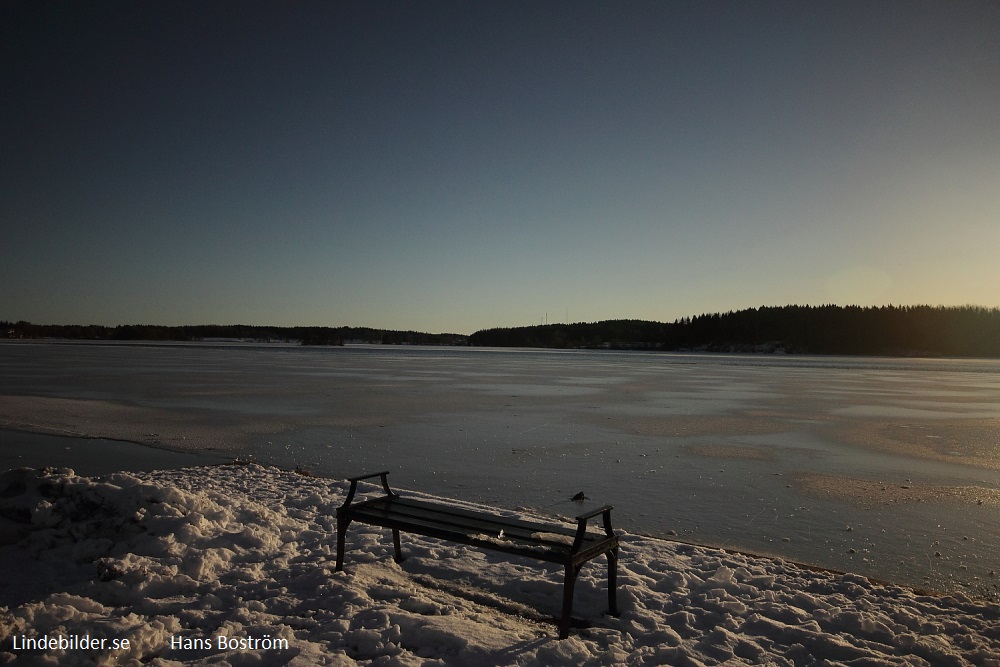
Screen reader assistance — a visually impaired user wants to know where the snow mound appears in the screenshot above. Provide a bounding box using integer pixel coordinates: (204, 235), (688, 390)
(0, 464), (997, 666)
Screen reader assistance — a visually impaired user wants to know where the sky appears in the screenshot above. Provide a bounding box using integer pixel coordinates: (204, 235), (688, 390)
(3, 1), (999, 335)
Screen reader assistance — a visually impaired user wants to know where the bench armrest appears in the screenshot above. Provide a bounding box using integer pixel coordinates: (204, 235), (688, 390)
(571, 505), (615, 552)
(347, 471), (392, 484)
(574, 504), (613, 523)
(340, 471), (396, 511)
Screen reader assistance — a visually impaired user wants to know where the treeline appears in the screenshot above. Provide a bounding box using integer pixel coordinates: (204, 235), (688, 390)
(7, 305), (1000, 357)
(469, 306), (1000, 357)
(469, 320), (672, 350)
(1, 321), (468, 346)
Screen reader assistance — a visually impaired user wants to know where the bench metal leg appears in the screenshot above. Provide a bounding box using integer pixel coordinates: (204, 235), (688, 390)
(392, 528), (404, 562)
(335, 515), (350, 572)
(607, 547), (620, 617)
(560, 563), (580, 640)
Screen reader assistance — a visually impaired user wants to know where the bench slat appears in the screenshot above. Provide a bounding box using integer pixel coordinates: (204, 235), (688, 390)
(355, 497), (601, 542)
(352, 495), (585, 537)
(349, 499), (614, 564)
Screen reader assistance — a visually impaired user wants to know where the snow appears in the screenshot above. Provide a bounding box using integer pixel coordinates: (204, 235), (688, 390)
(1, 464), (998, 666)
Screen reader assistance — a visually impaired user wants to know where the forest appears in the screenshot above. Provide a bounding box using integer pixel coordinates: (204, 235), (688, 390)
(1, 322), (467, 347)
(5, 305), (1000, 357)
(468, 305), (1000, 357)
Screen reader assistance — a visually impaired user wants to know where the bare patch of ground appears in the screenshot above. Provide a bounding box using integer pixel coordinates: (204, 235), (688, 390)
(792, 471), (1000, 508)
(829, 418), (1000, 470)
(684, 444), (773, 460)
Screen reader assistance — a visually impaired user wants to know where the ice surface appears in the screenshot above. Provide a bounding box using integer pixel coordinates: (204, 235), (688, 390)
(2, 342), (1000, 594)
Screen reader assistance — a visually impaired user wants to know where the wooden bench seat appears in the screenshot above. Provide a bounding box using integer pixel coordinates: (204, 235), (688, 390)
(335, 471), (620, 639)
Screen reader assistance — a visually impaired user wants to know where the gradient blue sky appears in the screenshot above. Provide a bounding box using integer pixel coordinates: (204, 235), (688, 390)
(3, 1), (999, 334)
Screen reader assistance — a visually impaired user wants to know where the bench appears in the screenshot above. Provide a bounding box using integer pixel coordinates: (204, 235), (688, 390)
(335, 471), (620, 639)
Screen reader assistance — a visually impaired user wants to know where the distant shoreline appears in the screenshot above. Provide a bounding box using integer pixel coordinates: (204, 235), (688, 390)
(7, 304), (1000, 357)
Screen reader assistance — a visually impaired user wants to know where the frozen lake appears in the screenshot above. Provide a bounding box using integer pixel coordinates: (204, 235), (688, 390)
(2, 341), (999, 595)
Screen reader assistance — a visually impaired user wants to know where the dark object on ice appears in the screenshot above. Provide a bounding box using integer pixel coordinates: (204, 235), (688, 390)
(572, 491), (587, 501)
(336, 471), (620, 640)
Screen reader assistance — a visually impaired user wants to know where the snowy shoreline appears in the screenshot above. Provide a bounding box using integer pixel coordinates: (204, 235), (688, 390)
(1, 464), (998, 666)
